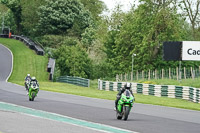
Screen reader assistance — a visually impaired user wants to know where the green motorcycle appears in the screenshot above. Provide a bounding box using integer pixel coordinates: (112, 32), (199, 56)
(28, 81), (39, 101)
(116, 90), (135, 121)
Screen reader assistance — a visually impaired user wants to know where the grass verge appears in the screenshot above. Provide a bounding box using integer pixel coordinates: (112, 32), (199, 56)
(0, 38), (49, 82)
(40, 81), (200, 111)
(13, 80), (200, 111)
(137, 78), (200, 88)
(1, 38), (200, 111)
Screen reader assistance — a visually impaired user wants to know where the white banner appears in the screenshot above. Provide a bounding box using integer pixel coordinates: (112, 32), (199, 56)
(182, 41), (200, 61)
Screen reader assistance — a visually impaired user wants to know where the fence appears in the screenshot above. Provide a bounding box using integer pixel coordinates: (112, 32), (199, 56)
(98, 79), (200, 103)
(57, 76), (90, 87)
(116, 67), (200, 81)
(0, 34), (45, 55)
(0, 34), (56, 81)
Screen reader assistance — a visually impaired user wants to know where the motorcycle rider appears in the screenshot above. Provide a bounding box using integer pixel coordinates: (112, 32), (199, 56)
(25, 74), (31, 81)
(24, 74), (31, 90)
(30, 77), (39, 87)
(27, 76), (39, 95)
(115, 82), (134, 110)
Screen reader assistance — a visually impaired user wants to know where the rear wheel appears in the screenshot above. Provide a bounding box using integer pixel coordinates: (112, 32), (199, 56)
(123, 106), (130, 121)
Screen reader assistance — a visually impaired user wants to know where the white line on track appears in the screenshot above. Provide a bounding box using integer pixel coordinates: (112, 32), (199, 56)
(0, 43), (13, 82)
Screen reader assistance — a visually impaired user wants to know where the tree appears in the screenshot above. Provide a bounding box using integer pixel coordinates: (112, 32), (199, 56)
(81, 26), (96, 51)
(54, 45), (92, 78)
(103, 6), (130, 75)
(1, 0), (22, 33)
(20, 0), (45, 36)
(37, 0), (93, 36)
(180, 0), (200, 39)
(104, 0), (189, 75)
(0, 4), (17, 33)
(80, 0), (106, 21)
(0, 3), (8, 13)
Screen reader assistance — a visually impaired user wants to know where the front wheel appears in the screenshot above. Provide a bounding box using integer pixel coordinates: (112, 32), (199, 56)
(123, 106), (130, 121)
(31, 92), (35, 101)
(116, 112), (122, 120)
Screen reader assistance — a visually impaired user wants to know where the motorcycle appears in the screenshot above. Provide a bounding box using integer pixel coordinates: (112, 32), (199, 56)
(24, 78), (31, 91)
(28, 81), (39, 101)
(116, 90), (134, 121)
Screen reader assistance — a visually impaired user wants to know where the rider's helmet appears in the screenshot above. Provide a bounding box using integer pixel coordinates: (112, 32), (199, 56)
(32, 77), (36, 81)
(124, 82), (131, 90)
(27, 74), (30, 77)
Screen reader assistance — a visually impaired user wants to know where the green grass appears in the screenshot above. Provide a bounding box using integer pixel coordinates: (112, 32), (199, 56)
(136, 78), (200, 88)
(14, 80), (200, 111)
(40, 82), (200, 111)
(0, 38), (49, 82)
(0, 38), (200, 111)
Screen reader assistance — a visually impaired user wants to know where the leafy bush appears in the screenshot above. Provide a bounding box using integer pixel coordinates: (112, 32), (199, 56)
(54, 45), (92, 78)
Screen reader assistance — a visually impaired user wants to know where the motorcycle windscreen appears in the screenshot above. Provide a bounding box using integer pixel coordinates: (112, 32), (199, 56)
(124, 90), (131, 98)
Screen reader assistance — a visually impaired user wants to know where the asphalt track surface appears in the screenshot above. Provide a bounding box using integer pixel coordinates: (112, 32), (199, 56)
(0, 44), (200, 133)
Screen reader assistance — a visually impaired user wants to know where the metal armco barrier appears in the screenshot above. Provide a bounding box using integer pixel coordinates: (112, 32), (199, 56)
(0, 34), (45, 55)
(98, 79), (200, 103)
(57, 76), (90, 87)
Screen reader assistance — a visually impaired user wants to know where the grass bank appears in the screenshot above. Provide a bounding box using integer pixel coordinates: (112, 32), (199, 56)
(1, 38), (200, 111)
(137, 78), (200, 88)
(0, 38), (49, 82)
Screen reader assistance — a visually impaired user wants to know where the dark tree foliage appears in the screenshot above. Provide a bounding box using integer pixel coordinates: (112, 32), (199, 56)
(1, 0), (22, 33)
(20, 0), (45, 36)
(37, 0), (94, 36)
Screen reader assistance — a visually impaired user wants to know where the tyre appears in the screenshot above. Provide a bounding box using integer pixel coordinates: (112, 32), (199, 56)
(123, 106), (130, 121)
(32, 93), (35, 101)
(116, 105), (122, 120)
(116, 112), (122, 120)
